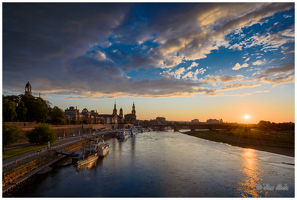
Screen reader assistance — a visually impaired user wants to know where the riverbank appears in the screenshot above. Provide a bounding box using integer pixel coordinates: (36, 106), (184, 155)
(3, 132), (115, 196)
(183, 130), (294, 157)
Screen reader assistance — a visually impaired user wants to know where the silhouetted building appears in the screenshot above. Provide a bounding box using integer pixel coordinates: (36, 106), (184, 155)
(124, 102), (137, 124)
(25, 80), (32, 96)
(191, 119), (199, 123)
(206, 118), (223, 124)
(156, 117), (166, 124)
(118, 108), (124, 123)
(64, 106), (100, 124)
(112, 102), (117, 116)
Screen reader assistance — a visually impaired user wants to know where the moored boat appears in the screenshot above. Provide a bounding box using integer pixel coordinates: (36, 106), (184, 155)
(117, 129), (129, 139)
(77, 153), (99, 169)
(129, 127), (138, 136)
(85, 139), (109, 156)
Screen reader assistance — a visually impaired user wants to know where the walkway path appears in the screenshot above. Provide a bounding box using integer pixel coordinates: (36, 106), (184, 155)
(3, 130), (116, 168)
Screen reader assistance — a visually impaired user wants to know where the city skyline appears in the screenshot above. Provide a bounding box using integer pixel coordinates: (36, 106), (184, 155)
(3, 3), (295, 123)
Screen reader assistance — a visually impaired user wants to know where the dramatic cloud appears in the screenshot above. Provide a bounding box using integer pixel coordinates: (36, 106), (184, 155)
(94, 51), (107, 61)
(224, 93), (252, 97)
(187, 62), (199, 70)
(232, 63), (249, 70)
(201, 75), (244, 86)
(3, 3), (295, 100)
(252, 90), (270, 93)
(220, 83), (261, 91)
(244, 27), (295, 51)
(254, 62), (295, 86)
(252, 59), (266, 66)
(262, 75), (294, 86)
(175, 67), (185, 75)
(260, 62), (294, 77)
(182, 68), (206, 80)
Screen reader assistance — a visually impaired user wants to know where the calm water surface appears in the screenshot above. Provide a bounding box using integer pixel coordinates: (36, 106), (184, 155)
(14, 131), (294, 197)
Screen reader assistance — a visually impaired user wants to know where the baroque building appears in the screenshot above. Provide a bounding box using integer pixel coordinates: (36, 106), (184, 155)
(64, 106), (102, 124)
(118, 108), (124, 123)
(112, 102), (117, 116)
(124, 102), (137, 124)
(64, 102), (137, 126)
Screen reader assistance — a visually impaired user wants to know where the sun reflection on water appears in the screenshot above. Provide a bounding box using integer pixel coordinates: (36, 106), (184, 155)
(238, 148), (265, 197)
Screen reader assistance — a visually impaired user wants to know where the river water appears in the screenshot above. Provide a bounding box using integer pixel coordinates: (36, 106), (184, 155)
(14, 131), (294, 197)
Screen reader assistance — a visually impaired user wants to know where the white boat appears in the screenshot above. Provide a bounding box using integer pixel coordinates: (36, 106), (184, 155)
(117, 129), (129, 139)
(84, 139), (109, 156)
(130, 127), (139, 136)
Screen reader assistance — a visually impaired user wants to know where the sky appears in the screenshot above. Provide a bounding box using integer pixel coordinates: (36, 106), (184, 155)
(2, 2), (295, 123)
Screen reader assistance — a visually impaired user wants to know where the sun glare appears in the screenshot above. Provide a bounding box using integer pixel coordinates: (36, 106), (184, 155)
(245, 115), (250, 119)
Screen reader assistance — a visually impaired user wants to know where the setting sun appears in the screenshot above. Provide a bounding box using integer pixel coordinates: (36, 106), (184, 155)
(245, 115), (250, 119)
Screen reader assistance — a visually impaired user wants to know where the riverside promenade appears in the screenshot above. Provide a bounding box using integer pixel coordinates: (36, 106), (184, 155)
(3, 129), (116, 169)
(3, 129), (117, 196)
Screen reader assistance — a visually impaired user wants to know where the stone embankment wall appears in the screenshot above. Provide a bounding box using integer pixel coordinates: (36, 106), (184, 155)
(5, 122), (107, 139)
(3, 152), (57, 187)
(2, 137), (95, 188)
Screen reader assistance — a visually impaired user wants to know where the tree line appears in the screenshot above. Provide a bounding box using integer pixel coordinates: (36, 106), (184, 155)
(2, 94), (89, 125)
(3, 94), (80, 150)
(257, 120), (294, 131)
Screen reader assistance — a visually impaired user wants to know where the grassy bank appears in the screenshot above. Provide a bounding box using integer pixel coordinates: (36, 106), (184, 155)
(3, 141), (61, 160)
(183, 129), (294, 157)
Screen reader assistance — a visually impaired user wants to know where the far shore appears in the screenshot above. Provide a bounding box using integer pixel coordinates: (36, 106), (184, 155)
(182, 130), (294, 157)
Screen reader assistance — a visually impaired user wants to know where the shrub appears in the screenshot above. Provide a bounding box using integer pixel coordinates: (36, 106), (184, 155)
(3, 123), (21, 149)
(26, 123), (57, 145)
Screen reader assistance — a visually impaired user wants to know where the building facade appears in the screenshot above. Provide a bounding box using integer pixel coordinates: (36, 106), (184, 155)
(65, 102), (137, 126)
(191, 119), (199, 123)
(64, 106), (102, 124)
(124, 102), (137, 124)
(156, 117), (166, 124)
(206, 118), (223, 124)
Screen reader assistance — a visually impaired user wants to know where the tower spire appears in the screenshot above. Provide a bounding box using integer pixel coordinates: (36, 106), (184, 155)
(112, 101), (117, 116)
(132, 102), (136, 116)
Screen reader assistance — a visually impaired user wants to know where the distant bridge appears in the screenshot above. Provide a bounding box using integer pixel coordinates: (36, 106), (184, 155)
(144, 123), (254, 132)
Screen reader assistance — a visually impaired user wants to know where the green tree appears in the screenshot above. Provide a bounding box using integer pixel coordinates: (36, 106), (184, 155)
(33, 98), (49, 123)
(3, 123), (21, 150)
(3, 95), (20, 105)
(26, 123), (57, 145)
(51, 106), (65, 124)
(16, 101), (27, 121)
(66, 119), (71, 125)
(3, 99), (17, 121)
(257, 120), (271, 130)
(20, 95), (49, 122)
(167, 121), (173, 126)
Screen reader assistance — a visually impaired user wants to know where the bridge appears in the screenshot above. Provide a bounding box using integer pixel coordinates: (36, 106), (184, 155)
(144, 123), (254, 132)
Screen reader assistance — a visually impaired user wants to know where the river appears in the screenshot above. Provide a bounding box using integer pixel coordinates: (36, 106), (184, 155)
(14, 131), (294, 197)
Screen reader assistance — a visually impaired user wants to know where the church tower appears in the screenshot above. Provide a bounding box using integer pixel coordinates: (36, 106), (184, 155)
(25, 80), (32, 96)
(119, 108), (123, 118)
(112, 102), (117, 116)
(118, 108), (123, 122)
(132, 102), (136, 116)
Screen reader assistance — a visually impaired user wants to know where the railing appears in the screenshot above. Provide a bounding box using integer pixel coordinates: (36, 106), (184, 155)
(3, 130), (119, 169)
(2, 134), (100, 169)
